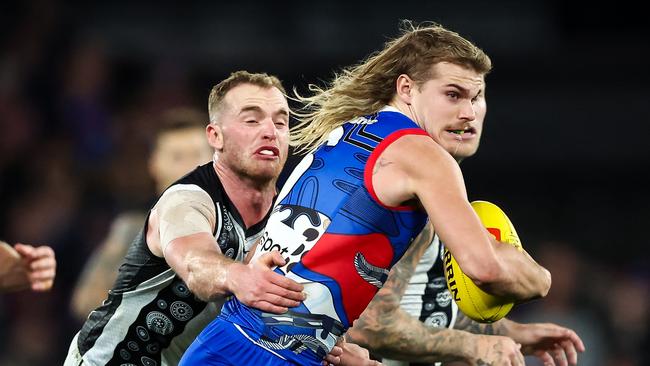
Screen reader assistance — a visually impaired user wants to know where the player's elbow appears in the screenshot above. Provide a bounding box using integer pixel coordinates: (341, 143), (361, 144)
(535, 267), (552, 298)
(461, 257), (520, 295)
(456, 253), (504, 285)
(467, 258), (552, 300)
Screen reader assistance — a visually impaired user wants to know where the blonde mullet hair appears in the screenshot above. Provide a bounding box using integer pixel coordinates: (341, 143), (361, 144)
(291, 20), (492, 153)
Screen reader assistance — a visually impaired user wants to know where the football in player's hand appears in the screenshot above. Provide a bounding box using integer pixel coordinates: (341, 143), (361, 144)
(444, 200), (522, 323)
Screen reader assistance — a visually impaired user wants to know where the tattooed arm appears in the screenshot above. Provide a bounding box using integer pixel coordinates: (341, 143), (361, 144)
(347, 224), (512, 364)
(455, 312), (585, 365)
(347, 224), (525, 365)
(454, 311), (504, 336)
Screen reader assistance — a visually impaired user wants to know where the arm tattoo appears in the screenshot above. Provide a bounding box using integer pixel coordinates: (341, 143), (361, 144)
(347, 225), (479, 363)
(372, 157), (393, 175)
(453, 311), (505, 336)
(382, 223), (433, 297)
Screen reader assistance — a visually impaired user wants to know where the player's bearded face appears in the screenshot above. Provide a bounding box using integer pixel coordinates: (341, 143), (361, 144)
(412, 62), (487, 161)
(217, 84), (289, 182)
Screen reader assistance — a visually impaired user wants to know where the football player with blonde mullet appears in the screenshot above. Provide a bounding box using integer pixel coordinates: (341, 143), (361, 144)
(181, 21), (559, 366)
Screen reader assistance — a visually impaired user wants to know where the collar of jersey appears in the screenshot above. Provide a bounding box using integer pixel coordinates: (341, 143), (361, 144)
(379, 105), (403, 114)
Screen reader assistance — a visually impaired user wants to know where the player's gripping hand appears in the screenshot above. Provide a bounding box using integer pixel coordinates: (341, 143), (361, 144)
(322, 337), (382, 366)
(14, 243), (57, 291)
(509, 322), (585, 366)
(469, 334), (526, 366)
(228, 250), (305, 313)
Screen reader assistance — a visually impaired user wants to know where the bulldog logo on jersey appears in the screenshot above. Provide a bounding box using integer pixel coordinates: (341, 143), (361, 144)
(255, 204), (331, 273)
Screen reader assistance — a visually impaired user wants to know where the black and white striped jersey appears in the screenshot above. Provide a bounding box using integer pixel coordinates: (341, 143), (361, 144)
(65, 162), (268, 366)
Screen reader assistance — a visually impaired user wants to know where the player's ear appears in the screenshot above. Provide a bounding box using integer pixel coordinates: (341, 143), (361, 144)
(395, 74), (415, 105)
(206, 123), (223, 150)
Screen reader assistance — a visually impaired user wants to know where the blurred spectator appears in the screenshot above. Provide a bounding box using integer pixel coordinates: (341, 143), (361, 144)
(59, 38), (112, 168)
(71, 107), (212, 320)
(0, 2), (647, 365)
(512, 241), (608, 366)
(0, 241), (56, 293)
(602, 271), (648, 366)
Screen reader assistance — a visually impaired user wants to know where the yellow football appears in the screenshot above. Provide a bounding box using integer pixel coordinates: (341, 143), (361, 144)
(443, 200), (522, 323)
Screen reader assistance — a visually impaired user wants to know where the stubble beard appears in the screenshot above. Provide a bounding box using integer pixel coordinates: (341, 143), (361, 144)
(232, 154), (279, 187)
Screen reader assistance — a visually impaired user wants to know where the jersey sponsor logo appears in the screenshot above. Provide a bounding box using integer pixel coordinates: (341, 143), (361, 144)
(256, 205), (330, 272)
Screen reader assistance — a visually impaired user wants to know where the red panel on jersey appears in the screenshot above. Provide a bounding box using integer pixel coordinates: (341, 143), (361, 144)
(301, 232), (394, 322)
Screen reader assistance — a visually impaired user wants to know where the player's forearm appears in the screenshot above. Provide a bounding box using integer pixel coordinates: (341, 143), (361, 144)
(479, 242), (551, 301)
(464, 316), (521, 341)
(453, 310), (507, 336)
(348, 307), (475, 363)
(346, 223), (465, 362)
(184, 248), (237, 302)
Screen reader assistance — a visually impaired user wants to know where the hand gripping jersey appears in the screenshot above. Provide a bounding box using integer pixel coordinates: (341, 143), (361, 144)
(64, 162), (267, 366)
(219, 107), (430, 365)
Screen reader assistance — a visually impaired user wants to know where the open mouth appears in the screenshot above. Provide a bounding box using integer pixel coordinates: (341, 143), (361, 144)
(447, 127), (476, 135)
(255, 146), (279, 157)
(446, 127), (476, 141)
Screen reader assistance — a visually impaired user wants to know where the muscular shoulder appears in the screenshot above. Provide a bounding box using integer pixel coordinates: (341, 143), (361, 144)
(157, 184), (216, 212)
(386, 134), (458, 175)
(148, 184), (218, 256)
(371, 134), (460, 207)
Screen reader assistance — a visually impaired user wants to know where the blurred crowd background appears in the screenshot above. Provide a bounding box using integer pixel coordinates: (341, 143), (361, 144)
(0, 1), (647, 365)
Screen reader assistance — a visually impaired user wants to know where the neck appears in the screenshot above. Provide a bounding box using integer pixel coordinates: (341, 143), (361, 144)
(388, 99), (421, 128)
(213, 160), (276, 228)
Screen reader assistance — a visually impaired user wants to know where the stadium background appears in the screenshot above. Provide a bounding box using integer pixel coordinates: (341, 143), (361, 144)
(0, 1), (647, 365)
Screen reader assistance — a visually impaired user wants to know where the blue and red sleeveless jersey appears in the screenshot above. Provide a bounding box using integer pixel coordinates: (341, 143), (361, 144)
(220, 107), (430, 365)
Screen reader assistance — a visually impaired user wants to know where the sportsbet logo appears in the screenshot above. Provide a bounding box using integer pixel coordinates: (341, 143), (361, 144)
(443, 250), (460, 301)
(252, 204), (330, 273)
